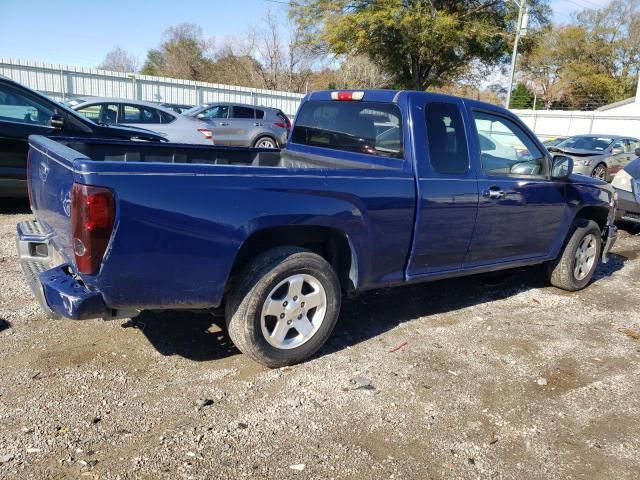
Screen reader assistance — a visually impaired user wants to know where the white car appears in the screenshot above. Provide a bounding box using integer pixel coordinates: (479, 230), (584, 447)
(66, 97), (214, 145)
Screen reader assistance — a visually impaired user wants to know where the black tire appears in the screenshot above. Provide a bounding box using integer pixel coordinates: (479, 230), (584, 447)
(225, 247), (341, 368)
(591, 163), (608, 181)
(548, 219), (602, 291)
(253, 136), (277, 149)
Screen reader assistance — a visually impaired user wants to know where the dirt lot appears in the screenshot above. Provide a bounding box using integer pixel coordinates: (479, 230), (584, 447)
(1, 200), (639, 480)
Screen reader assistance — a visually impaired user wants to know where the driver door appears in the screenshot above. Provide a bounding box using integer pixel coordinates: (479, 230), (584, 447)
(464, 110), (568, 267)
(608, 139), (636, 176)
(198, 104), (231, 144)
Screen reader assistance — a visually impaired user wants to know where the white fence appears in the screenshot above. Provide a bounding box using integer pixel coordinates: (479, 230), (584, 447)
(3, 57), (640, 135)
(512, 108), (640, 139)
(0, 58), (305, 116)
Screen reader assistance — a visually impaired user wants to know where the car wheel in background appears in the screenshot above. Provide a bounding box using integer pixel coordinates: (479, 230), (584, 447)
(591, 163), (608, 181)
(254, 137), (277, 149)
(226, 247), (341, 368)
(547, 219), (602, 291)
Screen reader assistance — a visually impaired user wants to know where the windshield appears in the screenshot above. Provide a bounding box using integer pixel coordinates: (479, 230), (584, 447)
(556, 136), (614, 151)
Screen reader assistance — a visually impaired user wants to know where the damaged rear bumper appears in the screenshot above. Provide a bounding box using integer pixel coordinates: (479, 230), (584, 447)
(16, 220), (134, 320)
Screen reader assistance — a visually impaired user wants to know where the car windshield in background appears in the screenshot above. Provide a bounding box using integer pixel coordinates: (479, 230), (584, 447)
(291, 101), (403, 159)
(556, 136), (613, 151)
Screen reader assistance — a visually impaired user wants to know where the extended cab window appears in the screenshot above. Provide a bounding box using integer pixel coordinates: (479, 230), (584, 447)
(473, 111), (548, 177)
(425, 103), (469, 174)
(291, 101), (403, 159)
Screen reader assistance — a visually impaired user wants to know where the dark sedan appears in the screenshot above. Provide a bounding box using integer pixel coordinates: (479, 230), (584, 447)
(0, 77), (165, 197)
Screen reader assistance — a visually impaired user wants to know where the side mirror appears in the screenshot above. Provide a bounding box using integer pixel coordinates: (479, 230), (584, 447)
(635, 147), (640, 157)
(50, 114), (65, 129)
(551, 155), (573, 179)
(196, 113), (205, 120)
(611, 146), (624, 155)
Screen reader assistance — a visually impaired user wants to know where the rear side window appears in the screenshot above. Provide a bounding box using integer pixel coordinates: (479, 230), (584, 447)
(291, 101), (403, 159)
(425, 102), (469, 174)
(232, 106), (255, 119)
(159, 111), (176, 124)
(255, 109), (265, 119)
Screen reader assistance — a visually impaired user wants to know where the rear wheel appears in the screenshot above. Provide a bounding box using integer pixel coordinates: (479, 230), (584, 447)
(226, 247), (341, 367)
(591, 163), (608, 181)
(254, 136), (277, 149)
(548, 219), (601, 291)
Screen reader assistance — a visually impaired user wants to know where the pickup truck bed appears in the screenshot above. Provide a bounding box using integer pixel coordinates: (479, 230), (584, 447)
(18, 89), (617, 367)
(22, 134), (415, 319)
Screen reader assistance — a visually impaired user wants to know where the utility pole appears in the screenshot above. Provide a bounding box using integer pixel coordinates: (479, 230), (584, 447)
(505, 0), (528, 109)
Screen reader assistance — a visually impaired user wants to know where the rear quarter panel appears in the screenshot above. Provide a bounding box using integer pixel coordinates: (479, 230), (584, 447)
(73, 160), (415, 310)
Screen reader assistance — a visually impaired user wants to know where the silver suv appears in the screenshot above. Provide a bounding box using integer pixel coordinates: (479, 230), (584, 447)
(183, 103), (290, 148)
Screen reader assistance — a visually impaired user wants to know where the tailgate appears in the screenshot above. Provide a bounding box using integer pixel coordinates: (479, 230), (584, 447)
(27, 135), (89, 264)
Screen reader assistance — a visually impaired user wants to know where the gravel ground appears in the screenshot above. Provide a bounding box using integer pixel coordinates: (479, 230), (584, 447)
(1, 199), (639, 479)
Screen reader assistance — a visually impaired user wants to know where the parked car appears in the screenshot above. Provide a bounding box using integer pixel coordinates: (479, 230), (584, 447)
(612, 147), (640, 225)
(542, 136), (568, 148)
(478, 133), (518, 161)
(18, 89), (617, 367)
(0, 77), (165, 198)
(65, 98), (214, 145)
(182, 103), (290, 148)
(159, 102), (193, 114)
(548, 135), (640, 181)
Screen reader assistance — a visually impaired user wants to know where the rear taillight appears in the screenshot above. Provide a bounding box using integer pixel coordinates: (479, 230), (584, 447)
(26, 150), (33, 207)
(274, 122), (287, 129)
(198, 128), (213, 140)
(71, 183), (115, 275)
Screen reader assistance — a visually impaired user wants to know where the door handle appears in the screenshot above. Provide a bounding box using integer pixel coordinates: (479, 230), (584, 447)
(483, 187), (505, 200)
(253, 122), (263, 127)
(219, 122), (230, 126)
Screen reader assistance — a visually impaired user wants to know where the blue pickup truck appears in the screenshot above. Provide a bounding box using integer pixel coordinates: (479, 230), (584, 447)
(17, 90), (617, 367)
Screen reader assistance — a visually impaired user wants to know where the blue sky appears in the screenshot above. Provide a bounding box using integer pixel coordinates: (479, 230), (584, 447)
(0, 0), (613, 68)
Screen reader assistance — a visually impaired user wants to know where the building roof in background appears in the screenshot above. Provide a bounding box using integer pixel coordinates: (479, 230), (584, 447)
(597, 97), (636, 111)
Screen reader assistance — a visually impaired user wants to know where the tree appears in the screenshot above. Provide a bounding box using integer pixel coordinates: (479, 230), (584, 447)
(98, 47), (138, 73)
(290, 0), (551, 91)
(522, 0), (640, 109)
(141, 23), (214, 80)
(509, 82), (534, 109)
(250, 9), (316, 92)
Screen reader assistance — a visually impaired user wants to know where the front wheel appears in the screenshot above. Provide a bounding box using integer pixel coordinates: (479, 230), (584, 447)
(548, 219), (602, 291)
(226, 247), (341, 367)
(591, 163), (608, 181)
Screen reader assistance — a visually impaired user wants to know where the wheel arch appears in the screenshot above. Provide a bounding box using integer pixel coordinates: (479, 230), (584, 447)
(574, 205), (610, 230)
(252, 133), (278, 148)
(226, 225), (358, 296)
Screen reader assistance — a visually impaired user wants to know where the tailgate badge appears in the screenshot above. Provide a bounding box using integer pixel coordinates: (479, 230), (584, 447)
(61, 190), (71, 217)
(39, 161), (50, 182)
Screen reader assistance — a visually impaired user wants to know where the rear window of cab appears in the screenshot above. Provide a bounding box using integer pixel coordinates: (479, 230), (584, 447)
(291, 101), (403, 159)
